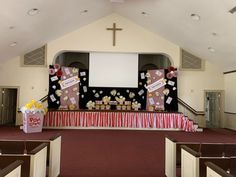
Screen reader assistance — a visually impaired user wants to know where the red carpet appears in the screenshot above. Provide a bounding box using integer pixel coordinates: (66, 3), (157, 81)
(1, 126), (236, 177)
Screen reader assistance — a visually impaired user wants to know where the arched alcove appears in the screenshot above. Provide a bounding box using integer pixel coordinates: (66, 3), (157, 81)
(54, 52), (172, 71)
(139, 54), (172, 71)
(55, 52), (89, 69)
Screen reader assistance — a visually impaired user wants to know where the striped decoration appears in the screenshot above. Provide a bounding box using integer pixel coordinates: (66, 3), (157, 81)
(44, 111), (195, 132)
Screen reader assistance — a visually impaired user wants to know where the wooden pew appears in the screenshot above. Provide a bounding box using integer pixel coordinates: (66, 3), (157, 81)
(181, 145), (236, 177)
(0, 134), (61, 177)
(165, 137), (236, 177)
(205, 162), (234, 177)
(26, 134), (61, 177)
(0, 160), (23, 177)
(165, 137), (201, 177)
(0, 143), (47, 177)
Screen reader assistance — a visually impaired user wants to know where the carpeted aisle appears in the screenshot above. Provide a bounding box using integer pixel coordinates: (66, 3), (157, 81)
(1, 126), (236, 177)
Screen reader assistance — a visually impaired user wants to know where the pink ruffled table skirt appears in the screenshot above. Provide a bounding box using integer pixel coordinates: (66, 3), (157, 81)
(44, 110), (195, 132)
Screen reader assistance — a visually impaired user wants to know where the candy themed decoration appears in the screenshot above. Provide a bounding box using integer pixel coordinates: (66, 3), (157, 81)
(86, 100), (95, 110)
(167, 66), (175, 72)
(55, 90), (62, 97)
(129, 92), (135, 98)
(72, 68), (78, 73)
(115, 96), (126, 105)
(48, 65), (178, 111)
(166, 66), (177, 79)
(145, 69), (165, 111)
(163, 88), (170, 96)
(49, 68), (55, 75)
(95, 93), (100, 98)
(69, 104), (76, 110)
(102, 96), (111, 105)
(132, 101), (141, 110)
(21, 99), (47, 115)
(60, 66), (80, 109)
(145, 72), (151, 78)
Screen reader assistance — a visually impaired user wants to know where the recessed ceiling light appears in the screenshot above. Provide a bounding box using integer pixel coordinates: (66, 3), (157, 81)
(80, 10), (88, 15)
(190, 13), (200, 21)
(110, 0), (125, 3)
(208, 47), (215, 52)
(27, 8), (40, 16)
(212, 32), (218, 36)
(9, 42), (17, 47)
(141, 11), (150, 17)
(9, 26), (15, 30)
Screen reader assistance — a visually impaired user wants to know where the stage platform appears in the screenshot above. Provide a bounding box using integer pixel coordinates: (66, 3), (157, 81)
(43, 110), (195, 132)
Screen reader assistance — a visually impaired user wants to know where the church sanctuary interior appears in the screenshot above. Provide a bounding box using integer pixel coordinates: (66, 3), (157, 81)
(1, 0), (236, 177)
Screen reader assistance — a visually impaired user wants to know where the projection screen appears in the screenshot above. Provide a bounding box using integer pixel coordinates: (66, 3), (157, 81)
(89, 52), (138, 88)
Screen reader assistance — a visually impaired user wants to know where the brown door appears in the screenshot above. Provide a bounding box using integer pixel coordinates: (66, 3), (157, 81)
(0, 88), (17, 125)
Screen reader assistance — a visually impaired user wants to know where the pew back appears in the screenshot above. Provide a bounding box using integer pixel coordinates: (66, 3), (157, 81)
(0, 141), (46, 154)
(165, 137), (236, 177)
(205, 159), (236, 177)
(0, 156), (31, 177)
(0, 160), (23, 177)
(205, 161), (235, 177)
(0, 134), (61, 177)
(0, 143), (47, 177)
(200, 158), (230, 177)
(181, 145), (236, 177)
(165, 137), (200, 177)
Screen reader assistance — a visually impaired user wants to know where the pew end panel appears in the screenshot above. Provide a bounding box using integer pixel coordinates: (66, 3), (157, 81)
(0, 155), (31, 177)
(165, 136), (200, 177)
(181, 145), (200, 177)
(29, 143), (47, 177)
(0, 134), (61, 177)
(176, 143), (200, 166)
(181, 145), (235, 177)
(205, 162), (234, 177)
(165, 137), (177, 177)
(4, 165), (21, 177)
(199, 158), (231, 177)
(0, 160), (23, 177)
(49, 135), (61, 177)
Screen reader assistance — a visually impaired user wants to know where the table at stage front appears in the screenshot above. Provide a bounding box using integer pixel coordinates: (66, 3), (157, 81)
(43, 110), (195, 132)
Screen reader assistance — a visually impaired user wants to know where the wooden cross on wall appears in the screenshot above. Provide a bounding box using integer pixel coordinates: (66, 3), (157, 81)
(106, 23), (123, 46)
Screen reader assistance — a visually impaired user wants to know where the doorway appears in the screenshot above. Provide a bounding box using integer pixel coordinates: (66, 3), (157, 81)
(0, 87), (18, 125)
(204, 91), (223, 128)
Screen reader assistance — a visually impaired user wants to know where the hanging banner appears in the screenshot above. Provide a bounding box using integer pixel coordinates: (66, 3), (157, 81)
(60, 76), (80, 90)
(145, 70), (165, 111)
(145, 78), (166, 92)
(60, 67), (80, 110)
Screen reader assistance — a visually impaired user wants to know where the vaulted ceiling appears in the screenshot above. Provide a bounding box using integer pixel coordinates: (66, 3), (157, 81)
(1, 0), (236, 71)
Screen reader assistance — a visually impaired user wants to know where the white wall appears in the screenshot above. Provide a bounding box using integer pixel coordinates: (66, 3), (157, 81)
(0, 57), (48, 107)
(178, 61), (224, 111)
(47, 13), (180, 65)
(224, 72), (236, 130)
(224, 72), (236, 113)
(0, 13), (224, 116)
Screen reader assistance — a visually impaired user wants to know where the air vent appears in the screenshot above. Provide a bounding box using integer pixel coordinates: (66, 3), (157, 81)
(21, 45), (46, 67)
(180, 49), (205, 71)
